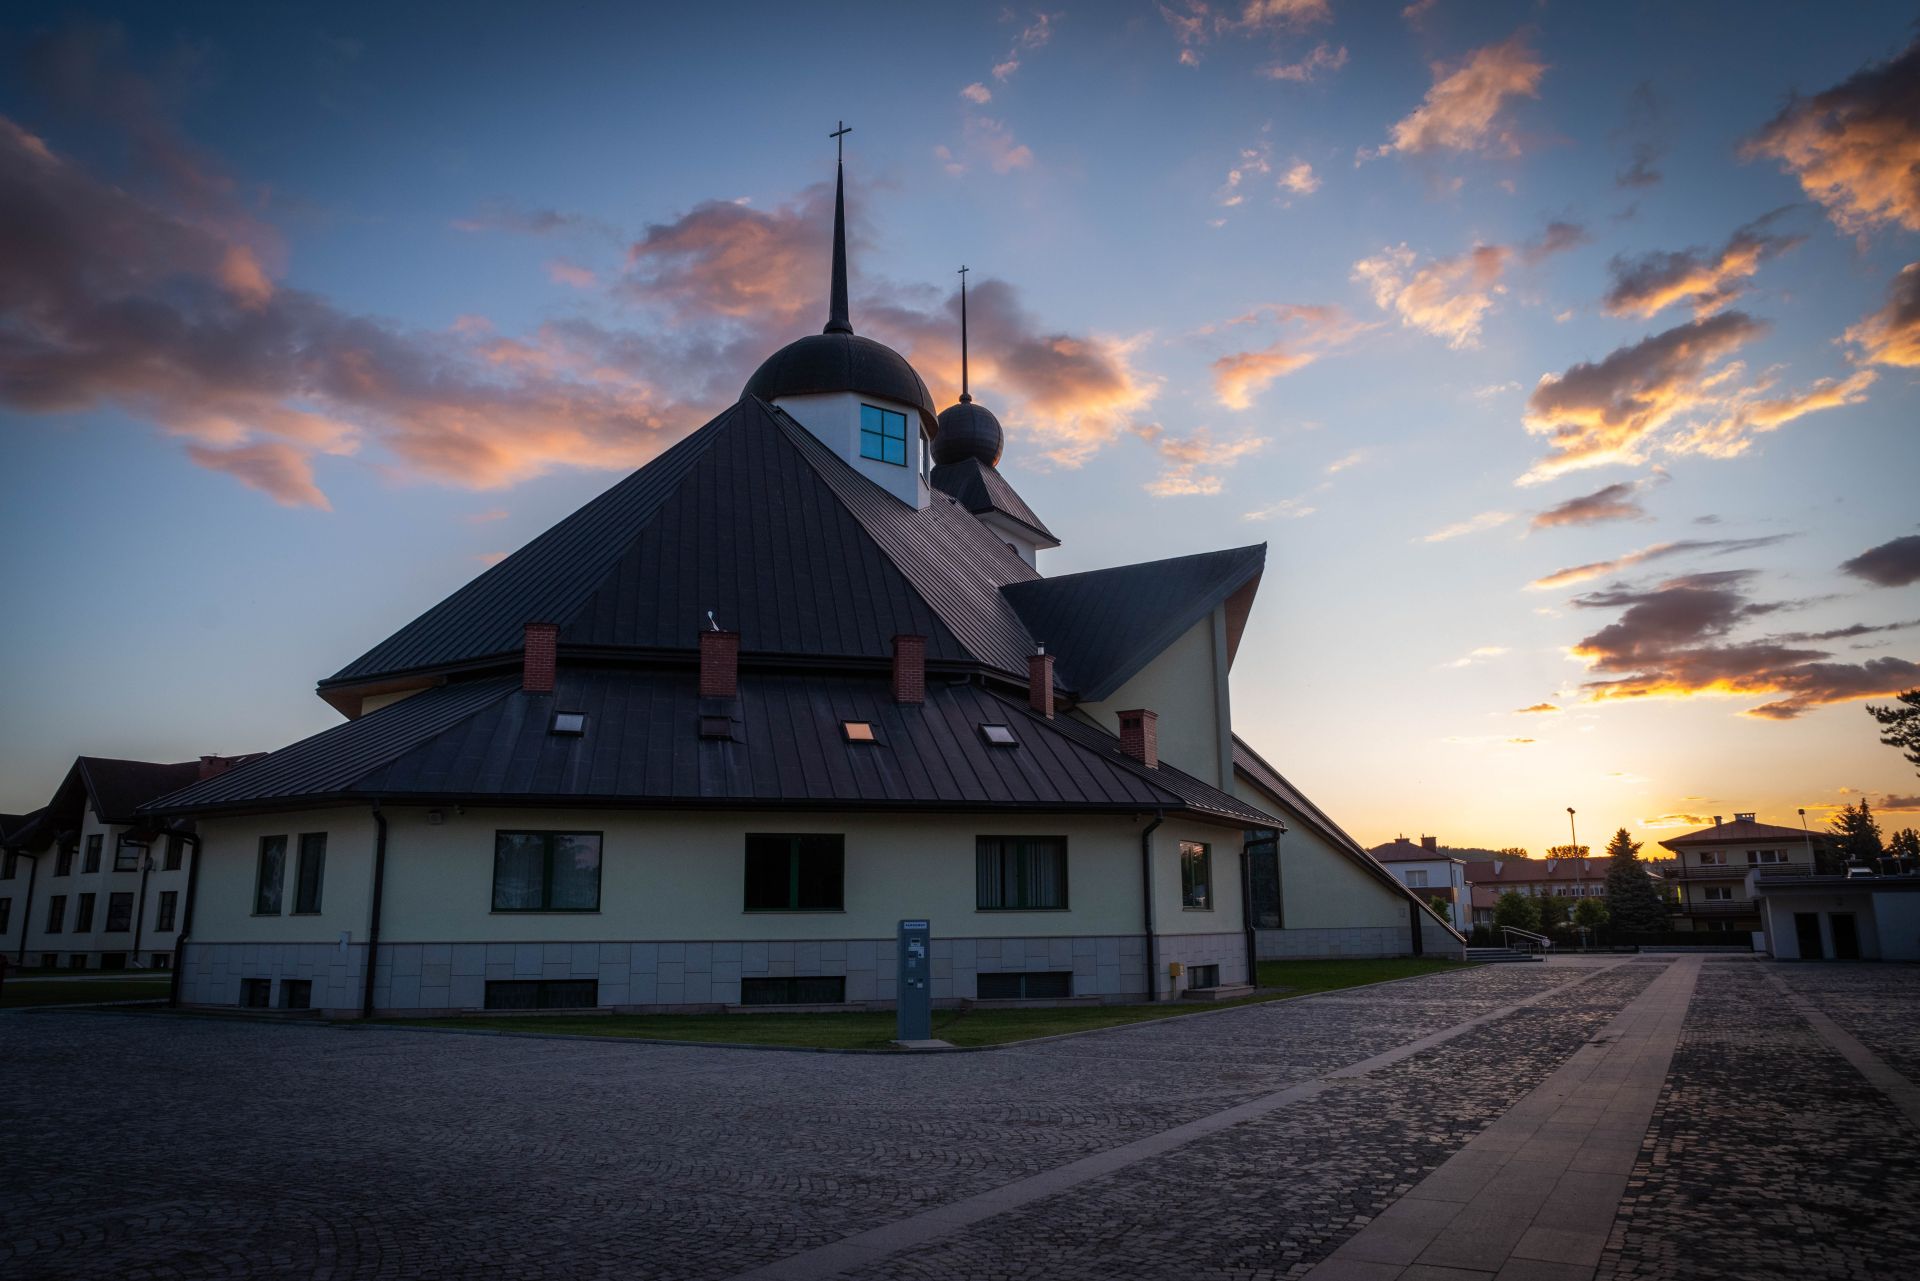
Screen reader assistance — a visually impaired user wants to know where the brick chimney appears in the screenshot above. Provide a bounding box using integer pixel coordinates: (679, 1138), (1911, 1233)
(1118, 709), (1158, 769)
(1713, 815), (1723, 827)
(699, 629), (739, 698)
(1421, 835), (1438, 852)
(523, 622), (559, 693)
(1027, 647), (1054, 719)
(198, 755), (239, 780)
(891, 635), (925, 704)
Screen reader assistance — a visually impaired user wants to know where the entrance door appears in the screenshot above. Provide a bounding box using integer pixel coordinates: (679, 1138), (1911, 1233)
(1794, 912), (1825, 959)
(1830, 913), (1861, 960)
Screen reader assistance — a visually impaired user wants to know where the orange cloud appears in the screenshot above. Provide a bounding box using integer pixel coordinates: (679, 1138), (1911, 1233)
(1743, 38), (1920, 236)
(1601, 211), (1802, 319)
(1159, 0), (1328, 65)
(184, 441), (329, 509)
(1137, 425), (1267, 495)
(1262, 43), (1347, 83)
(1355, 222), (1581, 349)
(1374, 32), (1547, 158)
(1528, 536), (1791, 591)
(1531, 481), (1649, 529)
(1206, 304), (1364, 409)
(1423, 511), (1514, 543)
(1666, 367), (1876, 459)
(961, 82), (992, 104)
(545, 259), (597, 289)
(1844, 262), (1920, 367)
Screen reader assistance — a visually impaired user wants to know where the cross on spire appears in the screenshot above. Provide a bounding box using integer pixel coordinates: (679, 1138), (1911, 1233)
(824, 123), (853, 335)
(830, 121), (852, 163)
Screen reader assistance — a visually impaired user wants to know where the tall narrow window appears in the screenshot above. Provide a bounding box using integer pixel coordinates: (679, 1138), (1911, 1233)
(0, 897), (10, 933)
(294, 833), (327, 914)
(114, 837), (143, 872)
(83, 835), (102, 873)
(163, 835), (184, 871)
(75, 893), (97, 932)
(975, 837), (1068, 910)
(156, 890), (178, 933)
(254, 836), (287, 915)
(55, 842), (75, 877)
(1180, 841), (1213, 910)
(2, 852), (14, 879)
(46, 895), (66, 934)
(744, 834), (844, 911)
(859, 404), (908, 466)
(491, 832), (602, 911)
(105, 892), (133, 932)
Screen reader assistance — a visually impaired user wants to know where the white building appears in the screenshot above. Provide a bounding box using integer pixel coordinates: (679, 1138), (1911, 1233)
(140, 150), (1461, 1018)
(1365, 836), (1470, 933)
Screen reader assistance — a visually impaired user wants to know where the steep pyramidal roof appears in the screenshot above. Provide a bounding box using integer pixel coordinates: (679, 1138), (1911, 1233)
(929, 458), (1057, 546)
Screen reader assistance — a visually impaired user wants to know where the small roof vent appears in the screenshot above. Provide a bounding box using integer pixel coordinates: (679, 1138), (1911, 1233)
(1734, 812), (1756, 823)
(550, 711), (586, 736)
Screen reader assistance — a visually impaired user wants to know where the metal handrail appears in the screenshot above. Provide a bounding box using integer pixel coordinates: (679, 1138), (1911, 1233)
(1500, 925), (1552, 954)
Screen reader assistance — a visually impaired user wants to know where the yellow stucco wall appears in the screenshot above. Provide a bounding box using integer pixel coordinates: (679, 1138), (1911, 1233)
(1229, 776), (1411, 930)
(1078, 612), (1228, 789)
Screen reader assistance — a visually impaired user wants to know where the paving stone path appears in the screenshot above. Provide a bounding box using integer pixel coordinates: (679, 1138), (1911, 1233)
(3, 957), (1916, 1281)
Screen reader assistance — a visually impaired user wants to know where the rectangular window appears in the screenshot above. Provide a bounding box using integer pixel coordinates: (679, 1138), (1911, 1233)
(105, 892), (133, 932)
(70, 954), (88, 969)
(743, 834), (845, 912)
(151, 953), (171, 970)
(739, 976), (847, 1006)
(975, 837), (1069, 910)
(55, 843), (74, 877)
(163, 835), (184, 871)
(976, 971), (1072, 1000)
(254, 836), (287, 914)
(46, 895), (66, 934)
(1699, 850), (1725, 865)
(75, 893), (96, 933)
(2, 851), (14, 879)
(294, 833), (327, 914)
(84, 834), (102, 873)
(240, 978), (272, 1009)
(1703, 886), (1734, 902)
(156, 890), (179, 932)
(491, 831), (602, 911)
(1405, 869), (1429, 887)
(281, 979), (313, 1010)
(859, 403), (909, 466)
(0, 897), (10, 933)
(483, 979), (599, 1010)
(1188, 963), (1221, 989)
(99, 952), (124, 970)
(1180, 841), (1213, 910)
(1746, 849), (1787, 865)
(113, 837), (142, 872)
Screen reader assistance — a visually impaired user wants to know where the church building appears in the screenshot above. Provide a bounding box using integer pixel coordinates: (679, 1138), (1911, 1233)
(145, 142), (1459, 1017)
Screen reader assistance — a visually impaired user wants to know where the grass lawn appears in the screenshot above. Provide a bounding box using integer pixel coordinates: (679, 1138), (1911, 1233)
(1, 975), (171, 1008)
(396, 956), (1470, 1051)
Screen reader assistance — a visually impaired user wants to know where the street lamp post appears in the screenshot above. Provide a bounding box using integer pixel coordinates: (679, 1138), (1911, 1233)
(1567, 807), (1578, 859)
(1798, 808), (1815, 873)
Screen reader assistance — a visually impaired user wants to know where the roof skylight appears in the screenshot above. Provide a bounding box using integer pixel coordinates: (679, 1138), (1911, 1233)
(979, 723), (1017, 747)
(842, 721), (877, 743)
(550, 711), (586, 736)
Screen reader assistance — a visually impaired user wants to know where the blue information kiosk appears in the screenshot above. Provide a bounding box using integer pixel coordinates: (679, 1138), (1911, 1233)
(896, 919), (931, 1043)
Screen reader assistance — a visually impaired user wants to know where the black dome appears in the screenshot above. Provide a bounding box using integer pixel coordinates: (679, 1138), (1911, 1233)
(744, 332), (938, 435)
(933, 400), (1004, 467)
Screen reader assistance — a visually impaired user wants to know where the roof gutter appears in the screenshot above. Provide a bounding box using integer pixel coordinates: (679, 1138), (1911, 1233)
(361, 803), (390, 1019)
(1141, 810), (1164, 1001)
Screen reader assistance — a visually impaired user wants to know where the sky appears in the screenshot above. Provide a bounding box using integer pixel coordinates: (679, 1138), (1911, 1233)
(2, 1), (1917, 850)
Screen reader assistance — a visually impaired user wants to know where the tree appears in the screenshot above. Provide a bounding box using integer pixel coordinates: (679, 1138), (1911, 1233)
(1867, 689), (1920, 773)
(1537, 894), (1572, 934)
(1889, 827), (1920, 864)
(1546, 845), (1590, 860)
(1830, 799), (1885, 864)
(1492, 890), (1541, 933)
(1493, 847), (1531, 861)
(1573, 898), (1610, 930)
(1422, 891), (1452, 917)
(1604, 828), (1670, 934)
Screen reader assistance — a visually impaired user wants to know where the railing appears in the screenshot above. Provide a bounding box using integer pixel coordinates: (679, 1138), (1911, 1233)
(1500, 925), (1552, 954)
(1665, 862), (1810, 882)
(1675, 900), (1758, 915)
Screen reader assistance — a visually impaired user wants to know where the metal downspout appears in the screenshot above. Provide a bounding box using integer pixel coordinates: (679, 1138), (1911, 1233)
(167, 832), (203, 1008)
(361, 805), (389, 1019)
(1141, 810), (1164, 1001)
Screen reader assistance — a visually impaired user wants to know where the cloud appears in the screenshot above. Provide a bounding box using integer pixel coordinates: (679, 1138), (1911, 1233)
(1423, 510), (1514, 543)
(962, 115), (1035, 173)
(1529, 535), (1792, 591)
(1520, 311), (1766, 481)
(1664, 366), (1875, 459)
(1279, 161), (1320, 195)
(1215, 136), (1272, 208)
(1880, 795), (1920, 812)
(464, 507), (509, 524)
(961, 82), (992, 104)
(1262, 43), (1347, 83)
(1159, 0), (1329, 65)
(1601, 210), (1804, 319)
(1138, 425), (1267, 495)
(1441, 645), (1510, 669)
(991, 11), (1059, 82)
(1325, 448), (1370, 474)
(1615, 81), (1666, 189)
(1844, 262), (1920, 368)
(1516, 702), (1560, 713)
(452, 203), (605, 237)
(545, 259), (597, 289)
(1206, 303), (1366, 408)
(1402, 0), (1438, 25)
(1531, 481), (1649, 529)
(1640, 812), (1710, 829)
(1843, 535), (1920, 588)
(1742, 37), (1920, 236)
(1354, 222), (1583, 349)
(1567, 569), (1920, 718)
(184, 441), (330, 509)
(1243, 496), (1316, 521)
(1372, 32), (1547, 159)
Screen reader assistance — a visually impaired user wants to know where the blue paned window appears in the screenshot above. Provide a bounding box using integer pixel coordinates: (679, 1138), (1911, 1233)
(859, 404), (908, 466)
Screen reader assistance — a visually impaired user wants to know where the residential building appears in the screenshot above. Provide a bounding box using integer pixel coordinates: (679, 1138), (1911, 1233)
(1658, 812), (1833, 935)
(1, 756), (251, 969)
(1751, 871), (1920, 960)
(142, 149), (1459, 1019)
(1366, 836), (1469, 932)
(1463, 856), (1615, 928)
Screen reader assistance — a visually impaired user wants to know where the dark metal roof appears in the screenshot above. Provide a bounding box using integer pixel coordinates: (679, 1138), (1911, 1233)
(1004, 545), (1266, 702)
(742, 333), (937, 433)
(146, 668), (1277, 827)
(929, 457), (1058, 545)
(932, 401), (1004, 466)
(1658, 817), (1828, 849)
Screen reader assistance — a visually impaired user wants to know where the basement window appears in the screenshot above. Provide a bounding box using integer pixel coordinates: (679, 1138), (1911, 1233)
(977, 971), (1072, 1000)
(550, 711), (586, 736)
(979, 724), (1017, 747)
(842, 721), (877, 743)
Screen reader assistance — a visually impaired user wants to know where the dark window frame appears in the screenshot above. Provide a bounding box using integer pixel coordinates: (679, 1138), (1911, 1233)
(46, 894), (67, 934)
(293, 833), (327, 915)
(254, 835), (287, 915)
(105, 892), (134, 933)
(156, 890), (179, 933)
(163, 835), (184, 871)
(483, 979), (599, 1010)
(975, 836), (1070, 911)
(55, 842), (75, 877)
(113, 835), (143, 872)
(1180, 840), (1213, 910)
(490, 830), (603, 913)
(743, 834), (845, 913)
(739, 976), (847, 1006)
(858, 403), (909, 466)
(976, 971), (1072, 1000)
(75, 892), (97, 933)
(0, 897), (9, 933)
(83, 834), (102, 873)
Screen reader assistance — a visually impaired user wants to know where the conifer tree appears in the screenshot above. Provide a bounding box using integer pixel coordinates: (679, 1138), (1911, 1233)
(1867, 689), (1920, 773)
(1830, 800), (1885, 864)
(1604, 827), (1670, 934)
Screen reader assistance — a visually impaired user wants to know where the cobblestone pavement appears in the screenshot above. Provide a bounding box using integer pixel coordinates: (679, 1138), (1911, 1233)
(8, 959), (1916, 1281)
(1598, 962), (1920, 1281)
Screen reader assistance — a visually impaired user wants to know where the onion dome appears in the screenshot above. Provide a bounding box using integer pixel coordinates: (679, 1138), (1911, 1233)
(741, 147), (938, 434)
(932, 399), (1003, 467)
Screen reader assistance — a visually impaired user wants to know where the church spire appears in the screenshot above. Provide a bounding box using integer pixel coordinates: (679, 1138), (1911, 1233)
(824, 122), (853, 336)
(958, 265), (971, 404)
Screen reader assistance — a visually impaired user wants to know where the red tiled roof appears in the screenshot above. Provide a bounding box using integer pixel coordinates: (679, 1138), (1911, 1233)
(1462, 857), (1610, 884)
